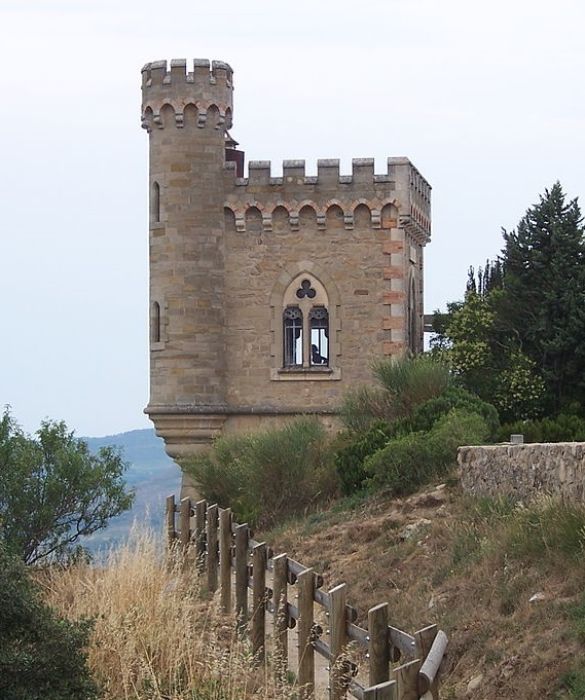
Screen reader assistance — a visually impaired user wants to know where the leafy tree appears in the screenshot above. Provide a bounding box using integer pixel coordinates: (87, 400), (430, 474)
(434, 183), (585, 420)
(0, 539), (99, 699)
(0, 410), (133, 564)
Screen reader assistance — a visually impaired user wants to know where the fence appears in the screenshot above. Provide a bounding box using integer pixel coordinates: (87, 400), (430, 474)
(166, 495), (448, 700)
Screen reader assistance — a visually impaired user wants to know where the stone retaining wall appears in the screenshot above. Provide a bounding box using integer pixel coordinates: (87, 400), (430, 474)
(457, 442), (585, 501)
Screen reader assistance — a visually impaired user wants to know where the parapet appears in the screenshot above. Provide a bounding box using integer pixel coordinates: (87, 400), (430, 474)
(141, 58), (233, 131)
(223, 157), (431, 242)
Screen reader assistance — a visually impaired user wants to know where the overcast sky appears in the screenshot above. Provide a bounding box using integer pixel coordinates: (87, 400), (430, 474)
(1, 0), (584, 437)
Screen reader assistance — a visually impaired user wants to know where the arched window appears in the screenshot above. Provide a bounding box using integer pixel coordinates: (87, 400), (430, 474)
(283, 306), (303, 366)
(309, 307), (329, 365)
(281, 275), (330, 369)
(151, 181), (160, 223)
(152, 301), (161, 343)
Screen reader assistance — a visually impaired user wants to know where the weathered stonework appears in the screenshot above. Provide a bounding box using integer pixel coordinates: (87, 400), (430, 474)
(141, 58), (432, 458)
(458, 443), (585, 502)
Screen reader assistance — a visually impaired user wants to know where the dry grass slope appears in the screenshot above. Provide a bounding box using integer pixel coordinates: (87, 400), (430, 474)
(265, 484), (585, 699)
(40, 528), (295, 700)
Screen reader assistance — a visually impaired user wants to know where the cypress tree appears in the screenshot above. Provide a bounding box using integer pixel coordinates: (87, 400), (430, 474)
(500, 182), (585, 413)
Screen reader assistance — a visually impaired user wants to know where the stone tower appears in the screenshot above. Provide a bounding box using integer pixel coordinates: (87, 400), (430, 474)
(141, 59), (233, 456)
(141, 58), (432, 460)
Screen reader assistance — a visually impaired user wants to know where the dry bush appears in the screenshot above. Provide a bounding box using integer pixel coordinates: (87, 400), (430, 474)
(40, 527), (295, 700)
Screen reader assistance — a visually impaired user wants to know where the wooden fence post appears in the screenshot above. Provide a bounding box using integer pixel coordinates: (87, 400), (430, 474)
(297, 568), (315, 699)
(219, 508), (232, 613)
(179, 497), (191, 570)
(252, 542), (267, 661)
(166, 495), (176, 551)
(194, 499), (206, 574)
(395, 659), (421, 700)
(329, 583), (348, 700)
(206, 504), (219, 594)
(273, 553), (289, 681)
(235, 523), (249, 629)
(368, 603), (390, 687)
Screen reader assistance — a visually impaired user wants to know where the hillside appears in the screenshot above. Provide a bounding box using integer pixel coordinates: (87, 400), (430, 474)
(82, 428), (181, 550)
(264, 482), (585, 699)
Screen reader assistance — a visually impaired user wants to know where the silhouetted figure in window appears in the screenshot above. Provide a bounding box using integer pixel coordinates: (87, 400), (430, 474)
(311, 344), (327, 365)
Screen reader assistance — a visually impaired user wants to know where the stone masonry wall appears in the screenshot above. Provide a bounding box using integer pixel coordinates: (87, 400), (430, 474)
(458, 443), (585, 501)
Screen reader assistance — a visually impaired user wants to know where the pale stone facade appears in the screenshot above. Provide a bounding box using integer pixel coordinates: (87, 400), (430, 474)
(141, 58), (432, 458)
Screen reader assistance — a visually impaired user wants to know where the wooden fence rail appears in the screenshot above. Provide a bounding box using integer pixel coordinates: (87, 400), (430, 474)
(165, 495), (448, 700)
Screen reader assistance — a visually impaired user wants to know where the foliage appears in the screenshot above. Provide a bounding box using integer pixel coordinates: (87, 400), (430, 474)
(364, 409), (489, 494)
(497, 413), (585, 443)
(0, 539), (98, 700)
(433, 183), (585, 421)
(339, 385), (396, 434)
(432, 290), (545, 421)
(409, 386), (500, 439)
(340, 356), (453, 432)
(335, 386), (499, 496)
(182, 418), (338, 527)
(500, 182), (585, 414)
(334, 421), (400, 496)
(0, 409), (134, 564)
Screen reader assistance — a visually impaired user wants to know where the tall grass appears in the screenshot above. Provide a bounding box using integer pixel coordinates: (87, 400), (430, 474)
(40, 528), (294, 700)
(340, 356), (453, 432)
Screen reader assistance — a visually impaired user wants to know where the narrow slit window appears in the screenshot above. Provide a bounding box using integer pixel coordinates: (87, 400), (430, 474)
(283, 306), (303, 367)
(309, 307), (329, 366)
(152, 301), (161, 343)
(151, 181), (160, 223)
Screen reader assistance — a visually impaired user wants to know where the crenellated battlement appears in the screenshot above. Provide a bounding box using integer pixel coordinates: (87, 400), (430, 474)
(223, 156), (431, 242)
(141, 58), (233, 131)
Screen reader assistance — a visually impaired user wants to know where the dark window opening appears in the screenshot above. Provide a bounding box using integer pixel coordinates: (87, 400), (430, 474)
(309, 306), (329, 366)
(153, 301), (161, 343)
(284, 306), (303, 366)
(151, 181), (160, 223)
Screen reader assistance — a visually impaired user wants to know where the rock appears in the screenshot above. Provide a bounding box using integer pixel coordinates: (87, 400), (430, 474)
(466, 673), (484, 694)
(399, 518), (432, 541)
(406, 487), (448, 509)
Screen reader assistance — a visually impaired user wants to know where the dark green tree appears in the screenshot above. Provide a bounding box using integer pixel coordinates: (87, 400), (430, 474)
(0, 539), (99, 699)
(499, 182), (585, 413)
(0, 410), (134, 564)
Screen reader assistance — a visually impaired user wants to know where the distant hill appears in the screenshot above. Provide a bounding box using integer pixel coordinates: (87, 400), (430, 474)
(82, 429), (182, 552)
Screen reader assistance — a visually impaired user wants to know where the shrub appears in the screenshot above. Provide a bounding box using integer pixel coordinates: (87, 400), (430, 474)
(0, 541), (98, 700)
(410, 386), (500, 440)
(182, 418), (338, 527)
(497, 413), (585, 443)
(334, 421), (398, 496)
(364, 409), (489, 494)
(372, 355), (453, 415)
(340, 356), (453, 432)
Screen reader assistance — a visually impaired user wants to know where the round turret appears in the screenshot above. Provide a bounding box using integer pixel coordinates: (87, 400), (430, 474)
(142, 58), (234, 457)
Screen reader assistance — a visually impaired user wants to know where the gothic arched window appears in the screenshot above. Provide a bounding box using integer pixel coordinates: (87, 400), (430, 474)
(281, 276), (330, 369)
